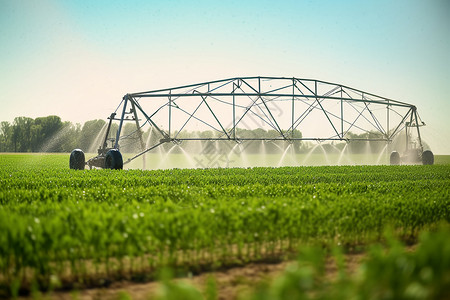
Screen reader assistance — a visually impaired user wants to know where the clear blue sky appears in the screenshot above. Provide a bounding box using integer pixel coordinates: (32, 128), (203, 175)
(1, 0), (449, 153)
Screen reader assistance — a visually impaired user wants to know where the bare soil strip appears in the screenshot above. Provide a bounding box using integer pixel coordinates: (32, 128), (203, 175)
(19, 251), (366, 300)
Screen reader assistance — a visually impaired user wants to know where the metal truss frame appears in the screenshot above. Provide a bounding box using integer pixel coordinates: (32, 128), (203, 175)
(109, 76), (425, 165)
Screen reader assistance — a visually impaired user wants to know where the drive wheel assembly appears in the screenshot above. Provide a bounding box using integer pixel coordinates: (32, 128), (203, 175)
(105, 149), (123, 170)
(69, 149), (85, 170)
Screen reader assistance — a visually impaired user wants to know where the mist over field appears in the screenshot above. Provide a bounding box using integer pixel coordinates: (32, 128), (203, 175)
(1, 112), (437, 169)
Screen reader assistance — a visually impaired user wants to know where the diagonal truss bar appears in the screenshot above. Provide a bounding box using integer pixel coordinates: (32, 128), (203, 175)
(123, 141), (166, 165)
(293, 96), (372, 138)
(344, 103), (370, 137)
(237, 80), (278, 131)
(265, 83), (294, 95)
(290, 82), (323, 131)
(174, 97), (205, 139)
(231, 95), (274, 136)
(342, 90), (386, 136)
(389, 107), (413, 140)
(291, 82), (348, 137)
(314, 81), (341, 139)
(358, 91), (387, 135)
(206, 93), (277, 132)
(131, 97), (169, 139)
(173, 104), (223, 134)
(194, 91), (231, 139)
(260, 96), (287, 139)
(241, 78), (286, 139)
(296, 80), (342, 138)
(276, 81), (407, 141)
(362, 100), (386, 136)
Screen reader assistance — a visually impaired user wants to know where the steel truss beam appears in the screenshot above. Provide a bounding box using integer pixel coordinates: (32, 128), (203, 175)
(109, 77), (425, 165)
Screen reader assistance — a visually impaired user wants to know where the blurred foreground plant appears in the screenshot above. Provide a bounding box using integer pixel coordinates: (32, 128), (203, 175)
(156, 225), (450, 300)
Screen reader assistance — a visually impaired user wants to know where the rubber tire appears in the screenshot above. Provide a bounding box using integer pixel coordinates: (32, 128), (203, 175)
(105, 149), (123, 170)
(422, 150), (434, 165)
(70, 149), (85, 170)
(390, 151), (400, 165)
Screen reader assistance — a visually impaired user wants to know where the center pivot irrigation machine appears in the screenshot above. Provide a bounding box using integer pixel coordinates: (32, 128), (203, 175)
(69, 76), (434, 170)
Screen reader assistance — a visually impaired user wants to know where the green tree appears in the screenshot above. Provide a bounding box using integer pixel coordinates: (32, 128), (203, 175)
(0, 121), (12, 152)
(59, 122), (82, 152)
(30, 116), (64, 152)
(13, 117), (34, 152)
(79, 119), (106, 152)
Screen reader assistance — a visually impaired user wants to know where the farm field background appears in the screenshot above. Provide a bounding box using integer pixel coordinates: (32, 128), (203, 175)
(1, 153), (449, 299)
(2, 152), (450, 170)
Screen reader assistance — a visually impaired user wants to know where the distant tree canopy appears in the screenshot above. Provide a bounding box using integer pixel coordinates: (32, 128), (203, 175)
(0, 115), (426, 154)
(0, 115), (304, 154)
(79, 119), (106, 152)
(1, 116), (82, 153)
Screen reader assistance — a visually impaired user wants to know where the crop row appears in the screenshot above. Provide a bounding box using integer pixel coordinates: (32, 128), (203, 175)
(0, 155), (449, 295)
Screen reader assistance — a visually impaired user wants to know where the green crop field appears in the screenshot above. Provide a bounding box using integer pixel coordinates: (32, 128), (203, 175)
(0, 153), (449, 299)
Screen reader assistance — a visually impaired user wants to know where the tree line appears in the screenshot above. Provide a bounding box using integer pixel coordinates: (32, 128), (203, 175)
(0, 115), (305, 154)
(0, 116), (107, 153)
(0, 115), (417, 154)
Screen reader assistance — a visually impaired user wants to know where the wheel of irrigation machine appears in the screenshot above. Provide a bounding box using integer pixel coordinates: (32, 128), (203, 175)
(422, 150), (434, 165)
(105, 149), (123, 170)
(69, 149), (85, 170)
(390, 151), (401, 165)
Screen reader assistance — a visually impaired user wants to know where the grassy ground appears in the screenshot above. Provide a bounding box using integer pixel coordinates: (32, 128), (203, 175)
(2, 152), (448, 169)
(124, 153), (450, 169)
